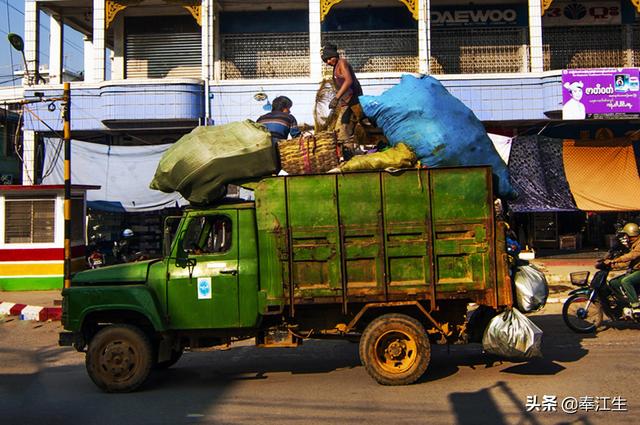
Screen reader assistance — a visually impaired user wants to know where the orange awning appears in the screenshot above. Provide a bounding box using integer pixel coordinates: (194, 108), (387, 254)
(563, 138), (640, 211)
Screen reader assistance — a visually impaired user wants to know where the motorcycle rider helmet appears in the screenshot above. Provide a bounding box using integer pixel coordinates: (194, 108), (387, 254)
(621, 222), (640, 237)
(122, 228), (134, 238)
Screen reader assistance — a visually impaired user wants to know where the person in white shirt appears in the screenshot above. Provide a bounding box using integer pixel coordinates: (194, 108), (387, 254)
(562, 81), (586, 119)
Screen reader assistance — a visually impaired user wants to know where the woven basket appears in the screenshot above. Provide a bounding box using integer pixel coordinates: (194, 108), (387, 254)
(278, 132), (340, 174)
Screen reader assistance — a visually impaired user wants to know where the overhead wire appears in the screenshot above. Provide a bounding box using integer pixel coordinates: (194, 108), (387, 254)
(21, 104), (65, 179)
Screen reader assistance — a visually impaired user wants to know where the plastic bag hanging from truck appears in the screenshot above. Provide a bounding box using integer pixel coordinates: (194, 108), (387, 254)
(482, 308), (543, 359)
(514, 264), (549, 313)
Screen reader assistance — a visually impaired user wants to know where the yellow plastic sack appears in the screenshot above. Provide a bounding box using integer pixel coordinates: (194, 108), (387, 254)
(339, 143), (416, 172)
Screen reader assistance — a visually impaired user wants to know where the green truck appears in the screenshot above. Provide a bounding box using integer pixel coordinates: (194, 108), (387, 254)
(59, 167), (514, 392)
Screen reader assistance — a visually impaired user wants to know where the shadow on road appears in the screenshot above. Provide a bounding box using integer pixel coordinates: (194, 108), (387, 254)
(449, 380), (596, 425)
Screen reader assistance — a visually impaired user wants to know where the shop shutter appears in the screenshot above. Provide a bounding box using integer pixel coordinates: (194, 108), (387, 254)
(126, 32), (201, 79)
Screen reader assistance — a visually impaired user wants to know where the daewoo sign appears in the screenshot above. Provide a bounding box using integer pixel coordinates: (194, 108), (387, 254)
(431, 5), (527, 27)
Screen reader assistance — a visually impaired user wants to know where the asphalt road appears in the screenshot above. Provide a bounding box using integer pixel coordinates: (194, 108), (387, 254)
(1, 304), (638, 425)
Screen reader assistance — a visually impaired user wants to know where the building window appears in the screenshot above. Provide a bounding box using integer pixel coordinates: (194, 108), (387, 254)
(322, 6), (418, 74)
(4, 198), (55, 244)
(220, 9), (310, 79)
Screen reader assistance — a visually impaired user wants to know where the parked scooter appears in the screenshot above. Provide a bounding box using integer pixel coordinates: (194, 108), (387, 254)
(562, 232), (636, 333)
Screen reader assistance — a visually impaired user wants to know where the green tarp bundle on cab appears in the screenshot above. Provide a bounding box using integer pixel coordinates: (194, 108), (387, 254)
(149, 120), (277, 204)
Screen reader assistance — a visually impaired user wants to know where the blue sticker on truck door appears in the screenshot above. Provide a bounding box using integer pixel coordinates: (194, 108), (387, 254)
(197, 277), (212, 299)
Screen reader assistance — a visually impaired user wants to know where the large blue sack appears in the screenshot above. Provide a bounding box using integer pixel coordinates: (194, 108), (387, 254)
(360, 75), (517, 199)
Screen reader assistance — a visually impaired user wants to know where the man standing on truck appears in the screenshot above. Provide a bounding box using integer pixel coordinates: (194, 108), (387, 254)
(257, 96), (301, 145)
(322, 43), (364, 154)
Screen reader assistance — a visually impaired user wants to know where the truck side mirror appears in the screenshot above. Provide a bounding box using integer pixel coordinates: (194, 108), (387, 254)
(176, 257), (196, 269)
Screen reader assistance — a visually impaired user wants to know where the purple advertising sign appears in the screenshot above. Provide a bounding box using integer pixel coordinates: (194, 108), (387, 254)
(561, 68), (640, 119)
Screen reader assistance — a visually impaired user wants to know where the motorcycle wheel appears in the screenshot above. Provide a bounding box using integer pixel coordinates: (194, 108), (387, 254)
(562, 294), (603, 333)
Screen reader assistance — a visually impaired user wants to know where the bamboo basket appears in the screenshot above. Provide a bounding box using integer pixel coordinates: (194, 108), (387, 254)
(278, 131), (340, 175)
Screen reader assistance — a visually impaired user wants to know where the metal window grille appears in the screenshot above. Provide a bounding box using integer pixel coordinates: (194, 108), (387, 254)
(632, 25), (640, 67)
(4, 198), (55, 244)
(430, 28), (529, 74)
(322, 30), (418, 73)
(542, 26), (625, 71)
(221, 33), (310, 79)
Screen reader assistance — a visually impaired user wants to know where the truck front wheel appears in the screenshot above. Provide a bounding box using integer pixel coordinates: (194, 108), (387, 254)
(86, 324), (153, 392)
(359, 313), (430, 385)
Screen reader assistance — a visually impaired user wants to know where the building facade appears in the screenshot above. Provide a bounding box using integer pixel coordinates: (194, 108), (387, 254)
(1, 0), (639, 251)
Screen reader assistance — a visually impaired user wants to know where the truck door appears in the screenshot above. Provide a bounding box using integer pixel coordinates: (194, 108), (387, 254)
(167, 212), (240, 329)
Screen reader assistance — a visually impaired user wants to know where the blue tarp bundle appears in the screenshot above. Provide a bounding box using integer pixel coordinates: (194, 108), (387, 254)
(360, 75), (517, 199)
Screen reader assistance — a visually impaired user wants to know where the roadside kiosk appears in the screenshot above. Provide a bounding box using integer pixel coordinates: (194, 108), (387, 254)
(0, 185), (99, 290)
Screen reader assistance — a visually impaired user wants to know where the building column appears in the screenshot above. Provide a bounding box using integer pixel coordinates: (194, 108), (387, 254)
(84, 37), (94, 81)
(309, 0), (322, 80)
(528, 0), (544, 72)
(22, 130), (36, 185)
(624, 25), (634, 67)
(213, 5), (221, 81)
(112, 17), (125, 79)
(202, 0), (211, 80)
(24, 0), (39, 85)
(90, 0), (106, 82)
(49, 15), (64, 84)
(418, 0), (429, 74)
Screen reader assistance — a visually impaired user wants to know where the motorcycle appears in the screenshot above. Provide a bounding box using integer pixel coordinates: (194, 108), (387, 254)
(86, 247), (106, 269)
(562, 233), (637, 333)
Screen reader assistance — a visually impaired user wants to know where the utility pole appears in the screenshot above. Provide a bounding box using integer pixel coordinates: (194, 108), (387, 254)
(62, 82), (72, 289)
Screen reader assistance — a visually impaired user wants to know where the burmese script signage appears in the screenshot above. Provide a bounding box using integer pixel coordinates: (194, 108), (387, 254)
(543, 1), (621, 26)
(562, 68), (640, 119)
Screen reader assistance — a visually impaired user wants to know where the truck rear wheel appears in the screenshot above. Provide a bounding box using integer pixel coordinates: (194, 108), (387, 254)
(359, 313), (430, 385)
(86, 324), (153, 393)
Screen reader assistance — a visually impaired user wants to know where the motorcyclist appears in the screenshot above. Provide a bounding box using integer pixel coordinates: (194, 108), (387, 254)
(604, 222), (640, 314)
(114, 228), (135, 263)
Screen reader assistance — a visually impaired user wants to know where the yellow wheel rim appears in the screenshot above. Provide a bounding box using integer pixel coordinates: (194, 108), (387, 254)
(374, 330), (418, 374)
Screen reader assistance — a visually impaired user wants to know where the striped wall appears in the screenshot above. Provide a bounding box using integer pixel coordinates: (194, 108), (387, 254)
(0, 246), (86, 291)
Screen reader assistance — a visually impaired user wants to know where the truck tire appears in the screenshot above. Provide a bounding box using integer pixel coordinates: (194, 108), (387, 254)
(86, 324), (154, 393)
(359, 313), (430, 385)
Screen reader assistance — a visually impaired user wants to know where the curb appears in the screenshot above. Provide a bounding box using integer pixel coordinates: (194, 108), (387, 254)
(0, 302), (62, 321)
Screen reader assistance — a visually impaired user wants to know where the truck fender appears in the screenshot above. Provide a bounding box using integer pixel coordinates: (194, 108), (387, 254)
(73, 285), (167, 334)
(346, 301), (450, 340)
